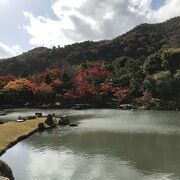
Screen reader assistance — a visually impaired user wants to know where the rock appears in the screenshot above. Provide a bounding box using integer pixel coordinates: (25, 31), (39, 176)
(69, 124), (78, 127)
(0, 121), (5, 124)
(59, 115), (70, 125)
(130, 109), (135, 112)
(72, 104), (91, 110)
(0, 176), (10, 180)
(72, 104), (82, 110)
(0, 111), (7, 116)
(16, 120), (25, 122)
(45, 114), (54, 126)
(24, 102), (29, 107)
(35, 113), (42, 117)
(27, 116), (36, 120)
(0, 160), (14, 180)
(118, 104), (133, 110)
(54, 102), (61, 106)
(0, 113), (6, 116)
(17, 116), (22, 120)
(38, 123), (45, 131)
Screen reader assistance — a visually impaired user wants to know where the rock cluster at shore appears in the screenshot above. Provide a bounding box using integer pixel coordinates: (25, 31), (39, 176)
(0, 160), (14, 180)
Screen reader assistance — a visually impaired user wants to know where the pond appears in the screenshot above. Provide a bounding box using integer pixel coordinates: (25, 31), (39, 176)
(1, 109), (180, 180)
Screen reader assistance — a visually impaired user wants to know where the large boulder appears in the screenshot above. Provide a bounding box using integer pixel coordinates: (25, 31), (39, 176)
(35, 113), (42, 117)
(0, 176), (10, 180)
(59, 116), (70, 125)
(0, 160), (14, 180)
(38, 123), (45, 131)
(45, 114), (54, 126)
(69, 124), (78, 127)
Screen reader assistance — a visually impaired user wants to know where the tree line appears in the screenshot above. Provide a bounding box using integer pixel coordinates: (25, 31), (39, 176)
(0, 48), (179, 110)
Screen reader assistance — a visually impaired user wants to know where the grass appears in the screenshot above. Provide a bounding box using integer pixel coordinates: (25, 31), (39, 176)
(0, 118), (45, 155)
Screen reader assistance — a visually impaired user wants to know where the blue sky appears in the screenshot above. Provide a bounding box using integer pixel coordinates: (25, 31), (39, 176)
(151, 0), (165, 9)
(0, 0), (179, 58)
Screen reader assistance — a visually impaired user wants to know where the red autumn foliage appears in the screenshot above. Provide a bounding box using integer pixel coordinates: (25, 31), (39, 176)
(28, 83), (52, 96)
(0, 61), (147, 106)
(0, 75), (15, 89)
(99, 83), (113, 92)
(72, 62), (110, 97)
(51, 79), (62, 90)
(64, 90), (79, 99)
(75, 70), (96, 96)
(38, 72), (47, 80)
(89, 62), (109, 79)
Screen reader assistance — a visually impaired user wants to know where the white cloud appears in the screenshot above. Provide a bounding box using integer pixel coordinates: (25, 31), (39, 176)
(153, 0), (180, 22)
(0, 0), (8, 5)
(23, 11), (74, 47)
(23, 0), (180, 48)
(0, 42), (22, 59)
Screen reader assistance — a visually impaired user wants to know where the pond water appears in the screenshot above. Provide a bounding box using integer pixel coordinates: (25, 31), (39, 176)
(1, 109), (180, 180)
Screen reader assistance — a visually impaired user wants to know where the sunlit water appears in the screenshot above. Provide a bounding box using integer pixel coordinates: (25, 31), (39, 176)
(1, 109), (180, 180)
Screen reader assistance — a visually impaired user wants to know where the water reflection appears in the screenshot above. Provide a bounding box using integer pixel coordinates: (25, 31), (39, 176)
(25, 131), (180, 175)
(1, 109), (180, 180)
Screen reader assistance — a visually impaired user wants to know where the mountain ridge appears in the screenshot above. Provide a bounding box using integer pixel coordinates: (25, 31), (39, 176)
(0, 16), (179, 76)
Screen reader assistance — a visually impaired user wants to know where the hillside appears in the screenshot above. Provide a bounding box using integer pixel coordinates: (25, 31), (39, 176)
(0, 16), (179, 76)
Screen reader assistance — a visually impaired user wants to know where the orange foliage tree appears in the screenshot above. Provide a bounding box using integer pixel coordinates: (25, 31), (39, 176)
(114, 87), (133, 103)
(28, 83), (53, 106)
(138, 91), (152, 105)
(51, 79), (62, 92)
(4, 78), (31, 91)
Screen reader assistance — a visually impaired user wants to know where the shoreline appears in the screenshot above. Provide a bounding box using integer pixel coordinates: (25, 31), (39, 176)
(0, 106), (179, 156)
(0, 118), (45, 156)
(1, 105), (179, 112)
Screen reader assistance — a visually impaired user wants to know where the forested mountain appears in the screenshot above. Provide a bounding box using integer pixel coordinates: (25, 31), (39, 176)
(0, 16), (179, 76)
(0, 17), (180, 109)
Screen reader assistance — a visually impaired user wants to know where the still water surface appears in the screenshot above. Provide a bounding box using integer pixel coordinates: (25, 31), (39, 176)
(1, 109), (180, 180)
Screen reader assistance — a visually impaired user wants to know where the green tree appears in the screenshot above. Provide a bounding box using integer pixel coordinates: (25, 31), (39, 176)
(153, 71), (173, 99)
(143, 52), (163, 75)
(20, 70), (29, 78)
(173, 70), (180, 97)
(45, 74), (52, 85)
(142, 76), (156, 94)
(161, 49), (180, 73)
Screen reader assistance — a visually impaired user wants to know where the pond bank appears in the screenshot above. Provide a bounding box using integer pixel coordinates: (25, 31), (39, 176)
(0, 118), (45, 156)
(1, 99), (180, 111)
